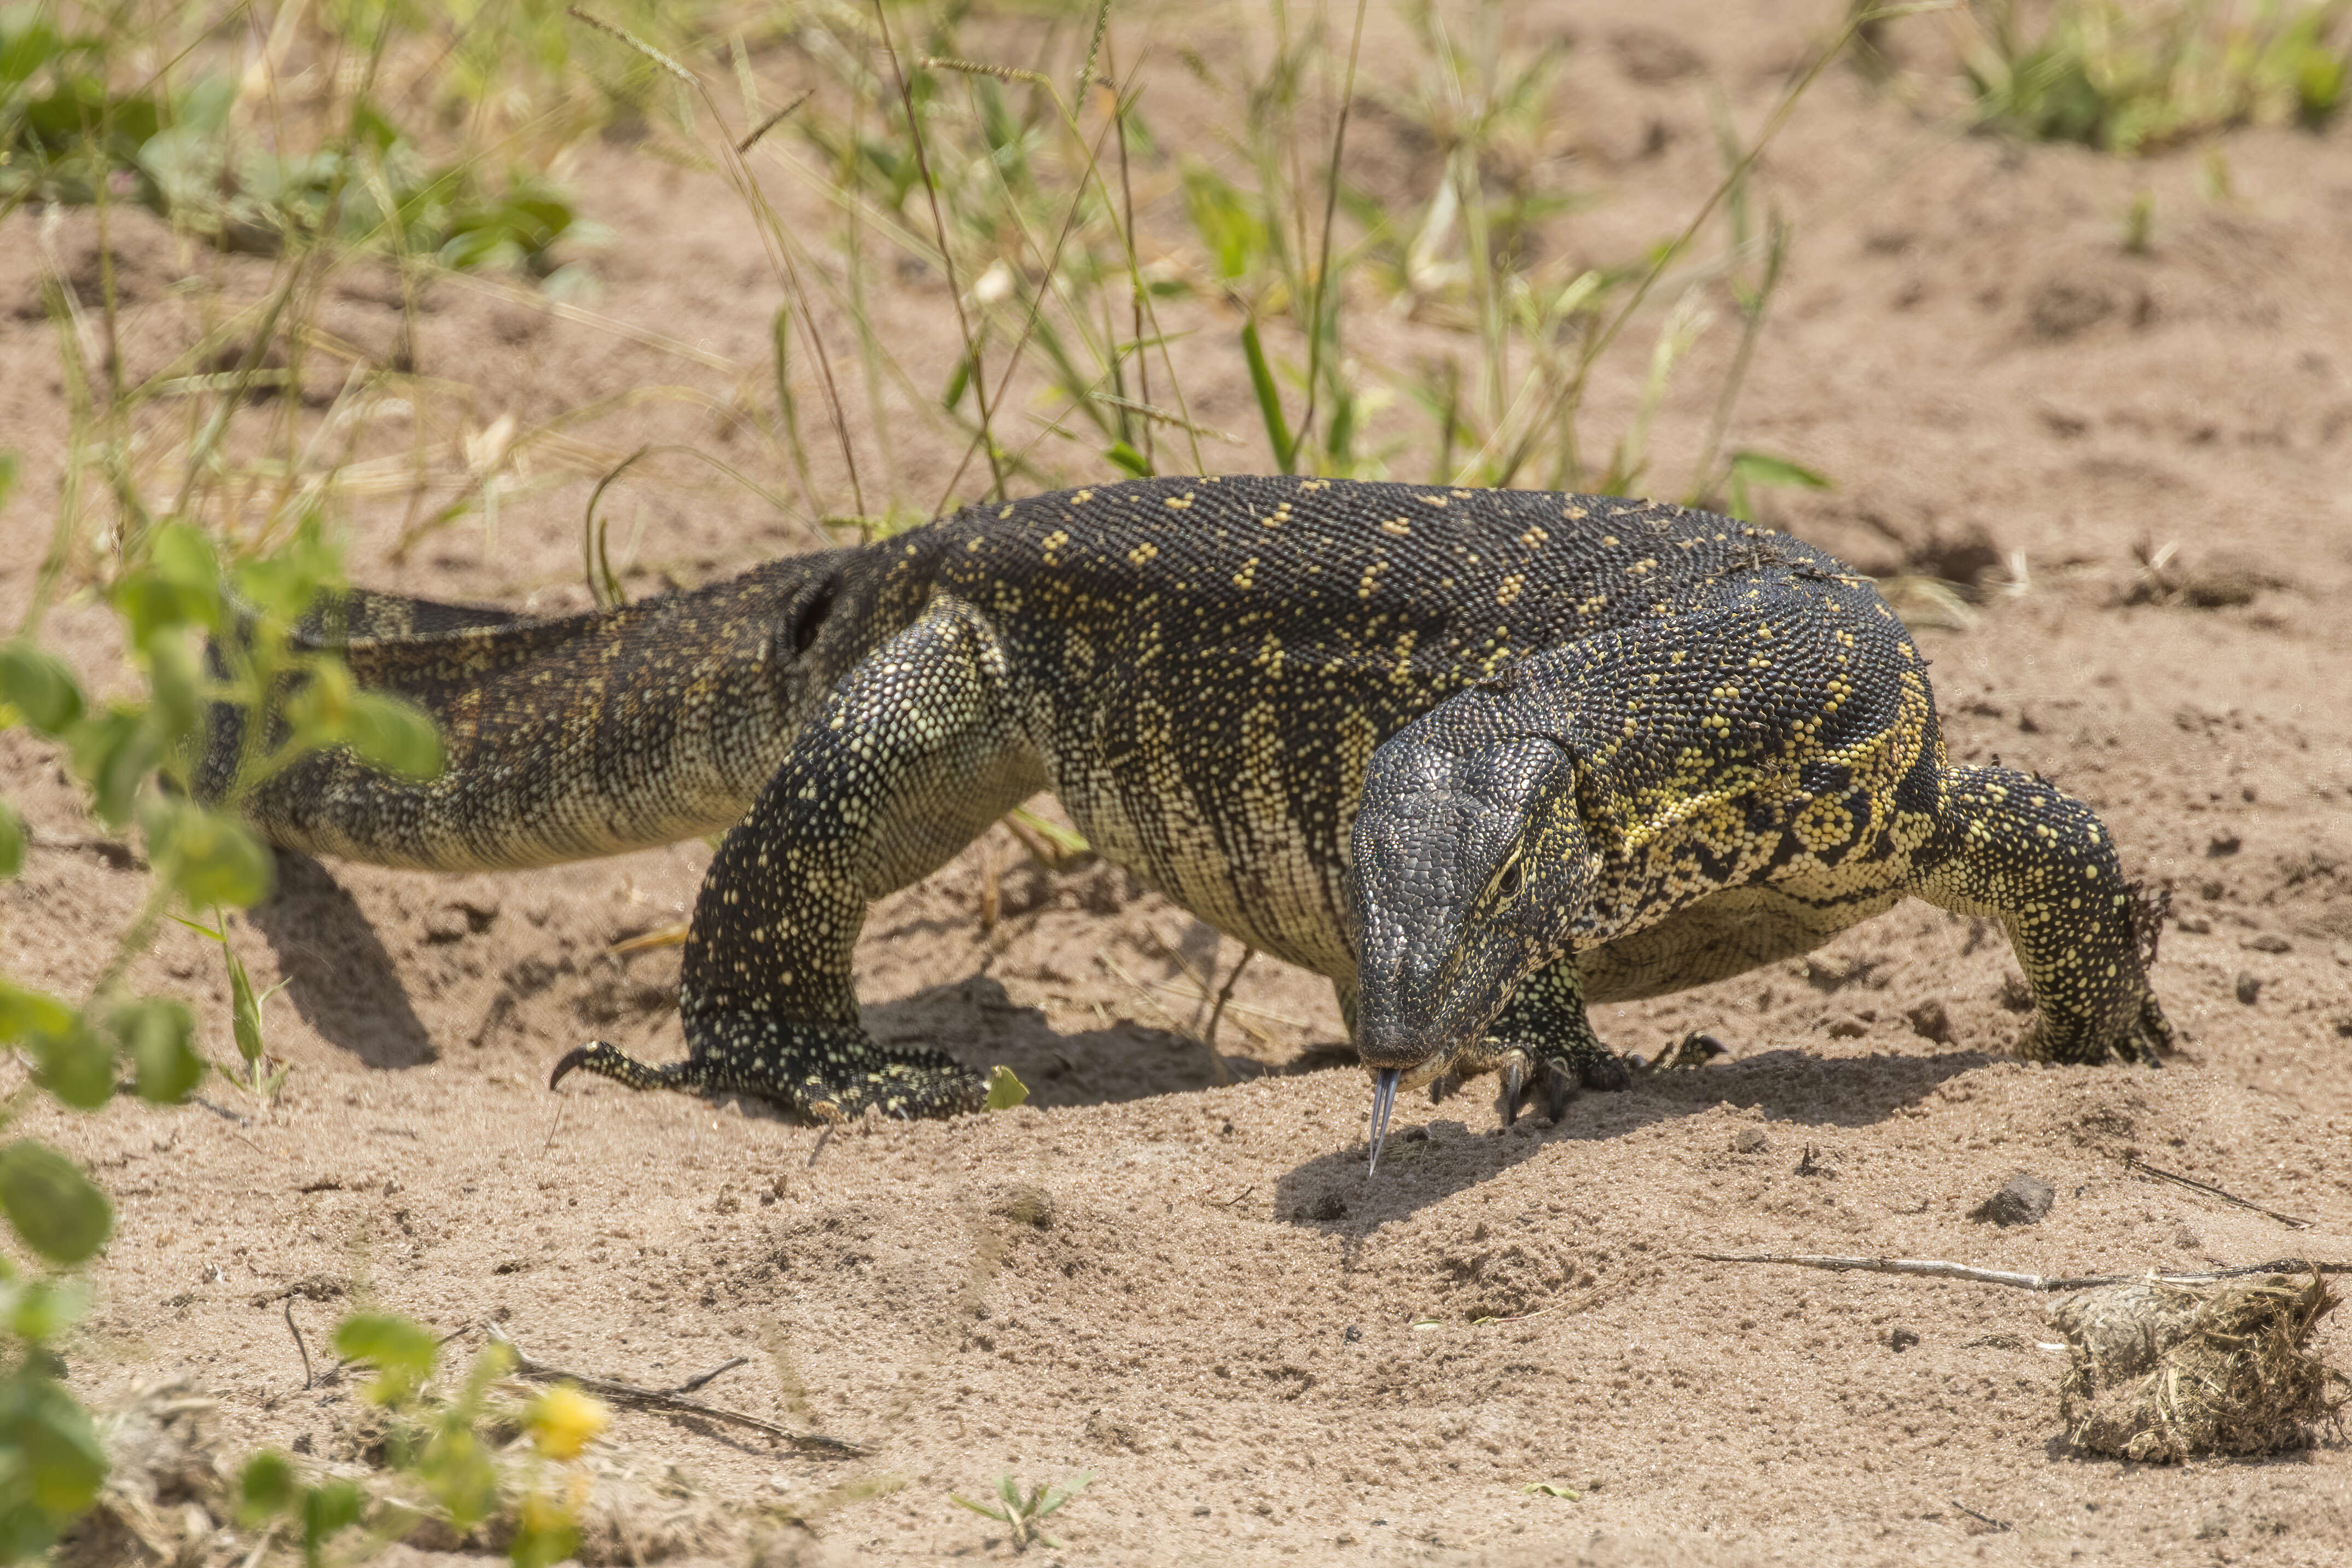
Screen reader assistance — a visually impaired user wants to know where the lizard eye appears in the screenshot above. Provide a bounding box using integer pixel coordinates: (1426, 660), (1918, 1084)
(1494, 856), (1523, 903)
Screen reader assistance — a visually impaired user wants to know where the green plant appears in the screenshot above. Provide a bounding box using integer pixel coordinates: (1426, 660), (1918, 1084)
(1957, 0), (2352, 154)
(235, 1314), (607, 1566)
(0, 443), (448, 1559)
(950, 1471), (1091, 1552)
(0, 4), (593, 274)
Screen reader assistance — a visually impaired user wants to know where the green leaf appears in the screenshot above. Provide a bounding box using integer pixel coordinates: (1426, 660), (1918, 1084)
(1104, 440), (1152, 478)
(300, 1479), (364, 1552)
(0, 799), (20, 880)
(346, 691), (443, 780)
(226, 937), (265, 1067)
(0, 1369), (108, 1521)
(950, 1492), (1010, 1524)
(67, 705), (164, 828)
(1239, 319), (1294, 475)
(31, 1018), (115, 1111)
(984, 1065), (1029, 1112)
(1726, 450), (1832, 492)
(114, 525), (223, 645)
(2298, 49), (2346, 127)
(142, 798), (274, 909)
(1, 1278), (86, 1345)
(419, 1420), (498, 1529)
(1180, 162), (1264, 281)
(109, 998), (203, 1104)
(239, 1451), (296, 1521)
(0, 983), (74, 1046)
(510, 1504), (582, 1568)
(1035, 1473), (1091, 1518)
(1523, 1482), (1581, 1500)
(282, 658), (356, 750)
(0, 1142), (113, 1264)
(148, 522), (222, 598)
(1008, 806), (1089, 859)
(141, 629), (204, 747)
(333, 1313), (440, 1404)
(0, 642), (84, 735)
(0, 16), (69, 91)
(233, 515), (340, 623)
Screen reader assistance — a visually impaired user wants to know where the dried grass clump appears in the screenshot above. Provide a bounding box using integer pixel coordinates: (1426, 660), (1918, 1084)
(53, 1380), (234, 1568)
(2053, 1270), (2348, 1462)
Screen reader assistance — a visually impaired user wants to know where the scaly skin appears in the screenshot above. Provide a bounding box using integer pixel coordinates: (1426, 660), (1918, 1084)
(208, 477), (2171, 1131)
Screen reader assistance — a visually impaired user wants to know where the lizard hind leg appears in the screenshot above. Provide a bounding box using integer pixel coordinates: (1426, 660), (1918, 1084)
(650, 595), (1039, 1120)
(550, 1039), (706, 1095)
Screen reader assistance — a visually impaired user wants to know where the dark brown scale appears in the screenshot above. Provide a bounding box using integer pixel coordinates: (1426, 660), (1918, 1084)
(206, 477), (2171, 1126)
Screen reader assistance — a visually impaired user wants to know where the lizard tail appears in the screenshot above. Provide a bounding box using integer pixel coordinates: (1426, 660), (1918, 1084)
(198, 552), (869, 871)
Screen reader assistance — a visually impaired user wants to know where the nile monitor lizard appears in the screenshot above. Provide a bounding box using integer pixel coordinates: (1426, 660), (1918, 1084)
(206, 476), (2171, 1157)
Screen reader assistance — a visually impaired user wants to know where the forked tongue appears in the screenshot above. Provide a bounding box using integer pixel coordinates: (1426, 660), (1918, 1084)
(1367, 1067), (1402, 1175)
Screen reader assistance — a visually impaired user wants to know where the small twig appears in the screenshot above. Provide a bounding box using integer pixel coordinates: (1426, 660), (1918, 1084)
(1135, 978), (1306, 1032)
(486, 1326), (865, 1456)
(736, 89), (813, 154)
(1203, 946), (1257, 1056)
(1695, 1252), (2350, 1292)
(1141, 929), (1281, 1055)
(283, 1296), (314, 1390)
(1212, 1184), (1255, 1209)
(667, 1355), (750, 1397)
(805, 1124), (834, 1168)
(1471, 1306), (1557, 1327)
(2124, 1154), (2314, 1230)
(1948, 1499), (2012, 1532)
(998, 811), (1064, 869)
(1096, 950), (1203, 1038)
(610, 922), (689, 954)
(22, 830), (143, 869)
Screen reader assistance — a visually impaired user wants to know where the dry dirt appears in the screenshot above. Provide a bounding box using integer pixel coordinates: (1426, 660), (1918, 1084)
(5, 2), (2352, 1564)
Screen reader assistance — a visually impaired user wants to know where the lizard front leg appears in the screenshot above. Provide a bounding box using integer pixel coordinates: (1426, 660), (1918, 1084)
(1424, 957), (1635, 1124)
(1908, 765), (2171, 1065)
(553, 596), (1045, 1119)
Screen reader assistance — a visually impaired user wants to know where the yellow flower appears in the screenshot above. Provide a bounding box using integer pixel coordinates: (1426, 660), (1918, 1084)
(527, 1384), (608, 1460)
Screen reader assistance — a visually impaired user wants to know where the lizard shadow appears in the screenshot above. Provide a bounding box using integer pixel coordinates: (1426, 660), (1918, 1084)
(864, 974), (1310, 1109)
(1273, 1046), (2000, 1230)
(245, 850), (439, 1070)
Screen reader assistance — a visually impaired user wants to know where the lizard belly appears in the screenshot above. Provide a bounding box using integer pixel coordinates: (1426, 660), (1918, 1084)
(1030, 699), (1363, 981)
(1576, 873), (1908, 1002)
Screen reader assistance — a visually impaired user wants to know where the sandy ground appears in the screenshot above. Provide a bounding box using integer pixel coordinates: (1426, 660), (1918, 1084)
(4, 1), (2352, 1563)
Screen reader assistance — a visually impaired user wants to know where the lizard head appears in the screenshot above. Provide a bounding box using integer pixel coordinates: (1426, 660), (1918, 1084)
(1346, 680), (1594, 1170)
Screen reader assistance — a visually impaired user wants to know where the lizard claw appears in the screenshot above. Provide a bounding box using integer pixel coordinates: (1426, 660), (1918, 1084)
(1497, 1049), (1532, 1126)
(1543, 1058), (1577, 1122)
